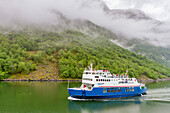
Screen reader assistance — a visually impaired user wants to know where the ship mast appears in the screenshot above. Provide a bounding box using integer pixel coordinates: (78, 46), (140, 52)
(90, 63), (93, 72)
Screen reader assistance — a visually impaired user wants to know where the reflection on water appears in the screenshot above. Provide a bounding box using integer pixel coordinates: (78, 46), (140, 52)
(0, 81), (170, 113)
(68, 97), (142, 113)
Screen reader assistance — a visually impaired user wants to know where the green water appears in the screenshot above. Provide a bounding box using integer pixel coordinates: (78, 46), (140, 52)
(0, 81), (170, 113)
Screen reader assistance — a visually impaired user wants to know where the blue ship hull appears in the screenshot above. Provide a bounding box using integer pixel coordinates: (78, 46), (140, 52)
(68, 86), (147, 99)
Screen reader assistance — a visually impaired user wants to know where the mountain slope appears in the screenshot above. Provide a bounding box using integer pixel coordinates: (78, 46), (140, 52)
(127, 39), (170, 67)
(112, 38), (170, 68)
(0, 20), (170, 80)
(101, 3), (170, 69)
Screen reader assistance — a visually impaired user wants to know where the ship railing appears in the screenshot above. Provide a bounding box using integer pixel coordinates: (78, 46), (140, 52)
(118, 81), (134, 84)
(140, 83), (145, 86)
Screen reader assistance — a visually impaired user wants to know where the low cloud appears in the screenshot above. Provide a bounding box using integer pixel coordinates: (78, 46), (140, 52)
(0, 0), (170, 47)
(104, 0), (170, 22)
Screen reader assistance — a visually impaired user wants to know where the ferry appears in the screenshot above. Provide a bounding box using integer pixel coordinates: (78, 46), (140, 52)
(67, 63), (147, 100)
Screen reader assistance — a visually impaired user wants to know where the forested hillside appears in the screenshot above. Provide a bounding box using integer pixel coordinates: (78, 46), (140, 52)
(122, 39), (170, 68)
(0, 21), (170, 80)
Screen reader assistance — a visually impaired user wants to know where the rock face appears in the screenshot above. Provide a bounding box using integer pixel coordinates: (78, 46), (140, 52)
(101, 1), (161, 22)
(107, 9), (151, 20)
(103, 5), (149, 20)
(138, 75), (170, 83)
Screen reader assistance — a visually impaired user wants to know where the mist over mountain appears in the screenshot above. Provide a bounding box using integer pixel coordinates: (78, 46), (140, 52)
(0, 0), (170, 48)
(104, 0), (170, 22)
(0, 0), (170, 63)
(103, 3), (152, 20)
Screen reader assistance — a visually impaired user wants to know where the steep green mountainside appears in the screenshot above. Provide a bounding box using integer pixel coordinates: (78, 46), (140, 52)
(122, 39), (170, 68)
(0, 21), (170, 80)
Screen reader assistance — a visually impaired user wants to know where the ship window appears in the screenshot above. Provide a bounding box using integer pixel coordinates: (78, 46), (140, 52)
(115, 90), (118, 92)
(129, 89), (131, 92)
(103, 88), (107, 93)
(96, 79), (98, 81)
(125, 89), (128, 92)
(108, 90), (110, 93)
(111, 90), (114, 92)
(99, 79), (100, 81)
(111, 88), (114, 90)
(86, 72), (88, 74)
(119, 89), (121, 92)
(92, 72), (95, 75)
(132, 88), (134, 91)
(95, 76), (99, 78)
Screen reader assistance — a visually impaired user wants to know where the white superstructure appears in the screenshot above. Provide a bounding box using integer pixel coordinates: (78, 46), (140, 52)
(81, 63), (141, 91)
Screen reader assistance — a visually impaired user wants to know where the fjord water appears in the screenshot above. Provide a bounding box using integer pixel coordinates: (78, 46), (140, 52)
(0, 81), (170, 113)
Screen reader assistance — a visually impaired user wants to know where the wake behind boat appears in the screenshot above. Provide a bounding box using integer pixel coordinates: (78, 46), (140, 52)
(67, 63), (147, 100)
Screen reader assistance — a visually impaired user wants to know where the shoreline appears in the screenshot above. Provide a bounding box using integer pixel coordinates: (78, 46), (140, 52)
(1, 78), (170, 83)
(138, 77), (170, 83)
(1, 79), (82, 82)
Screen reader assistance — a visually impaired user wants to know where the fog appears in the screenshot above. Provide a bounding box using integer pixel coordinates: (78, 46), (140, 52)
(104, 0), (170, 22)
(0, 0), (170, 47)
